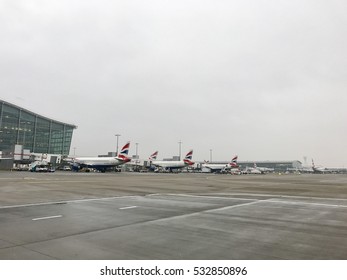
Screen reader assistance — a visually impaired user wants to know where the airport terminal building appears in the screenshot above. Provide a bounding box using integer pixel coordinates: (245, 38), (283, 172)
(0, 100), (77, 168)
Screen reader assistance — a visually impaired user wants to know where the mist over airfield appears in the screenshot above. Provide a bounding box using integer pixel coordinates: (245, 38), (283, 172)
(1, 0), (346, 167)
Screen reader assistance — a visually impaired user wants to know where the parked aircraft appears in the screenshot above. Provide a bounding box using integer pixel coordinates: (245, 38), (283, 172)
(243, 163), (273, 174)
(243, 164), (262, 174)
(300, 166), (314, 173)
(149, 150), (194, 172)
(72, 142), (131, 172)
(202, 156), (240, 174)
(311, 159), (338, 174)
(253, 163), (274, 173)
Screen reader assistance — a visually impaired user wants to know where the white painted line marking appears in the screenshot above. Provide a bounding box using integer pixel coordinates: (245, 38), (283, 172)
(119, 206), (138, 210)
(208, 192), (347, 202)
(32, 215), (63, 221)
(0, 195), (139, 209)
(146, 193), (161, 197)
(206, 200), (263, 213)
(266, 199), (347, 208)
(165, 193), (347, 207)
(146, 201), (264, 223)
(166, 193), (257, 201)
(2, 192), (347, 211)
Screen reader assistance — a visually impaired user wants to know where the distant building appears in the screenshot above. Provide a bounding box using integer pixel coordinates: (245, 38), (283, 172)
(238, 160), (302, 171)
(197, 160), (302, 173)
(0, 100), (77, 167)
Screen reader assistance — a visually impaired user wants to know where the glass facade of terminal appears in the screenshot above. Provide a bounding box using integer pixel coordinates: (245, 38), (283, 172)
(0, 100), (76, 155)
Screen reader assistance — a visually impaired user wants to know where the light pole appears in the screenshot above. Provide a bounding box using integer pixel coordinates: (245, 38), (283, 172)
(115, 134), (121, 156)
(210, 149), (213, 163)
(178, 140), (182, 161)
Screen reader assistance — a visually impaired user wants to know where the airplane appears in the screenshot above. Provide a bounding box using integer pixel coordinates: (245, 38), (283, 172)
(149, 150), (194, 172)
(202, 155), (240, 174)
(311, 159), (336, 174)
(253, 162), (274, 173)
(243, 163), (262, 174)
(72, 142), (131, 172)
(243, 163), (273, 174)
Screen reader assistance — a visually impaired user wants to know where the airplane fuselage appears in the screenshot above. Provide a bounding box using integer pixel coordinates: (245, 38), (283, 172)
(151, 160), (188, 169)
(75, 157), (124, 167)
(73, 156), (130, 172)
(202, 163), (229, 173)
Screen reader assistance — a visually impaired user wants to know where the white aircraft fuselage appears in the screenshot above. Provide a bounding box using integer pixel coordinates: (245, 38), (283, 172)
(73, 142), (131, 172)
(202, 163), (230, 173)
(74, 157), (126, 167)
(151, 160), (189, 169)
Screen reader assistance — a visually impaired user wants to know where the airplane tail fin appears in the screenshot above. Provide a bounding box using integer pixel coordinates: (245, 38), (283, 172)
(116, 142), (131, 162)
(183, 150), (194, 165)
(230, 155), (239, 168)
(312, 159), (318, 172)
(149, 151), (158, 161)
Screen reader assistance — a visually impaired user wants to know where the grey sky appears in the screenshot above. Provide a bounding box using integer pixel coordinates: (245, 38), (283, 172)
(1, 0), (346, 166)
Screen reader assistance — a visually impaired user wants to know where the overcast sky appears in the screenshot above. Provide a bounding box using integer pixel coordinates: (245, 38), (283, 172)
(1, 0), (347, 166)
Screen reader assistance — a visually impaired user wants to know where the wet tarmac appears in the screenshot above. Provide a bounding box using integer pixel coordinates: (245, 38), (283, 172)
(0, 171), (347, 259)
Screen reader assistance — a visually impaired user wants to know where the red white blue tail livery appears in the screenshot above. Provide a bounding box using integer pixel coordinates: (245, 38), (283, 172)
(116, 142), (130, 161)
(149, 151), (158, 161)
